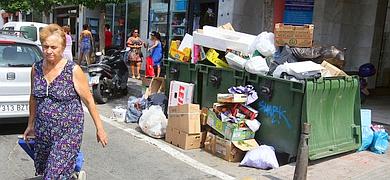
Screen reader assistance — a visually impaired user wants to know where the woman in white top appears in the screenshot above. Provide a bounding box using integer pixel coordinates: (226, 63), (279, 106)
(62, 25), (73, 61)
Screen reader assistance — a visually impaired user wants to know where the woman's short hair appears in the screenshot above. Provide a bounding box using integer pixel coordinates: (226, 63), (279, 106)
(40, 24), (66, 48)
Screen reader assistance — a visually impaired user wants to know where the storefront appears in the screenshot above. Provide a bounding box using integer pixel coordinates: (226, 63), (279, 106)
(105, 1), (142, 49)
(148, 0), (219, 56)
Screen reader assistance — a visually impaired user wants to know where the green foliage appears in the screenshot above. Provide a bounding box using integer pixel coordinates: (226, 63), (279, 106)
(0, 0), (30, 13)
(0, 0), (64, 13)
(68, 0), (125, 9)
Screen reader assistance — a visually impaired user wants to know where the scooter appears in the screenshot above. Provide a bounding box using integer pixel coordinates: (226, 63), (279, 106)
(88, 49), (129, 104)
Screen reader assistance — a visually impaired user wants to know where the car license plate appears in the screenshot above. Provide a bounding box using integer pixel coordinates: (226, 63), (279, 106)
(0, 103), (29, 113)
(89, 76), (100, 85)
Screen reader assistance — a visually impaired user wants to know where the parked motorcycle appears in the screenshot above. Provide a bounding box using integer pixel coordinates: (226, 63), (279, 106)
(88, 49), (129, 104)
(359, 63), (376, 104)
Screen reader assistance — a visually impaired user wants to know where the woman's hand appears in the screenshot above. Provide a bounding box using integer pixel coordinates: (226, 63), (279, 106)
(96, 128), (108, 148)
(23, 125), (35, 140)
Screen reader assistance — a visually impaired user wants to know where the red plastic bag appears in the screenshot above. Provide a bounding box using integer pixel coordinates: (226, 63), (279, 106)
(145, 56), (155, 77)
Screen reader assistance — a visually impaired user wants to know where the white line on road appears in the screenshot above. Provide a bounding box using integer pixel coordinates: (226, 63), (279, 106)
(88, 107), (235, 180)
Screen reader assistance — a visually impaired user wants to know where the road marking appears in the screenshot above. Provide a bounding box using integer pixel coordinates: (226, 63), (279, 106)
(87, 107), (235, 180)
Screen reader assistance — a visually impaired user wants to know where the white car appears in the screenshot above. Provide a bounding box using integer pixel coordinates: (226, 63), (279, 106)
(2, 22), (48, 47)
(0, 34), (43, 123)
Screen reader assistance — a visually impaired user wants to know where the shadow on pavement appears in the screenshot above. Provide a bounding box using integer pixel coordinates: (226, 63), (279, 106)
(0, 118), (27, 135)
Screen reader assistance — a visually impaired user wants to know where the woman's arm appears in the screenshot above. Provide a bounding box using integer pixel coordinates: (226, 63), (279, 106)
(24, 65), (37, 139)
(73, 65), (108, 147)
(148, 40), (158, 51)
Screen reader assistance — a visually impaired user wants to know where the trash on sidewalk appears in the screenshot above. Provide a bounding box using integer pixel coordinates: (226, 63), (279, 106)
(168, 81), (194, 107)
(139, 105), (167, 139)
(165, 104), (202, 150)
(217, 94), (248, 104)
(125, 96), (147, 123)
(207, 108), (255, 141)
(143, 77), (165, 99)
(204, 131), (259, 162)
(369, 124), (389, 154)
(228, 85), (258, 105)
(240, 145), (279, 170)
(112, 106), (127, 122)
(358, 109), (374, 151)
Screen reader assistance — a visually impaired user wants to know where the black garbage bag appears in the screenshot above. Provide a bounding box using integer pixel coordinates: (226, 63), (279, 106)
(268, 45), (297, 75)
(291, 46), (322, 60)
(291, 46), (346, 69)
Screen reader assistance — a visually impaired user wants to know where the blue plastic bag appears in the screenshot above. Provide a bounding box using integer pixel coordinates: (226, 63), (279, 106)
(369, 130), (389, 154)
(358, 126), (374, 151)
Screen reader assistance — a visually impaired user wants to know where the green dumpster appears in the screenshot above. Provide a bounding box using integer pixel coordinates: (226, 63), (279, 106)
(246, 73), (361, 160)
(198, 64), (246, 108)
(163, 59), (201, 104)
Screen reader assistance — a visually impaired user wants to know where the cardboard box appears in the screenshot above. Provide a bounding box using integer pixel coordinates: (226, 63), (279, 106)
(204, 132), (259, 162)
(204, 132), (216, 154)
(168, 113), (201, 134)
(168, 81), (194, 107)
(141, 77), (153, 87)
(144, 77), (165, 98)
(274, 23), (314, 47)
(200, 108), (208, 126)
(217, 94), (247, 103)
(168, 104), (200, 114)
(207, 109), (255, 141)
(321, 60), (348, 77)
(168, 104), (201, 134)
(165, 126), (202, 150)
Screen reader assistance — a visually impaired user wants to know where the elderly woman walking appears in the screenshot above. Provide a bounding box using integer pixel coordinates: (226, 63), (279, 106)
(23, 24), (108, 179)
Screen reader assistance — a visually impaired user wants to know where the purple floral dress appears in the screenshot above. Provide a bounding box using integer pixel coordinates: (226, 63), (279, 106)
(32, 59), (84, 179)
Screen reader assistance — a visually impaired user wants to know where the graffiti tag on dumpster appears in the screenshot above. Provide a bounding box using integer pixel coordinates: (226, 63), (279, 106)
(259, 101), (292, 129)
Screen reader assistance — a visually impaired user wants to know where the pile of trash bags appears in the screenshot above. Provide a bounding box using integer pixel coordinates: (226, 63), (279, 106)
(125, 93), (168, 139)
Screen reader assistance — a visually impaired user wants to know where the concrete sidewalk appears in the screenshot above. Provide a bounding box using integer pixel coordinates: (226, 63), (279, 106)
(125, 78), (390, 179)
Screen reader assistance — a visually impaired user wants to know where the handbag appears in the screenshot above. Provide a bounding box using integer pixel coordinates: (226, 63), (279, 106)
(145, 56), (155, 77)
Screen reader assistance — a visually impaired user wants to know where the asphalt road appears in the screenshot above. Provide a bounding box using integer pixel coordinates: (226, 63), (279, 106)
(0, 113), (220, 180)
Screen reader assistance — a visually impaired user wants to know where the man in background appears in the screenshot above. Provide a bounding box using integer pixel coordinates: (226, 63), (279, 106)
(104, 24), (113, 50)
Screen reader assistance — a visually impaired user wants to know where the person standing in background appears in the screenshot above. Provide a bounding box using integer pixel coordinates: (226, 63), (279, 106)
(62, 25), (73, 61)
(104, 24), (113, 50)
(78, 24), (93, 66)
(148, 31), (163, 77)
(127, 29), (144, 79)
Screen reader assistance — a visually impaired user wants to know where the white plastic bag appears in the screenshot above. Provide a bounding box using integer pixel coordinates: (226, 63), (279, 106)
(138, 105), (168, 138)
(248, 32), (276, 57)
(245, 56), (269, 75)
(240, 145), (279, 169)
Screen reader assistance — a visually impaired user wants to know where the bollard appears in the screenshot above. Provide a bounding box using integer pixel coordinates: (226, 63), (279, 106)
(293, 123), (311, 180)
